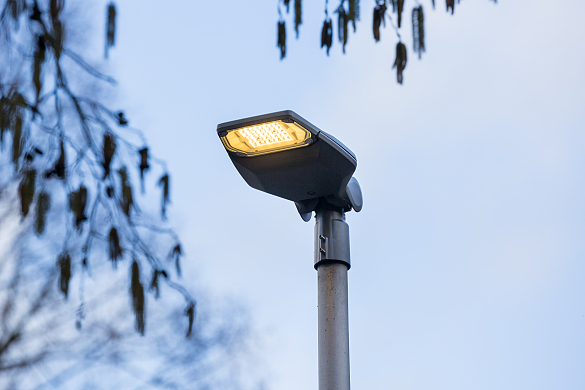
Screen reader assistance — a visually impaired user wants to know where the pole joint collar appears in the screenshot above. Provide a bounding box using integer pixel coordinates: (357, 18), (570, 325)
(314, 208), (351, 270)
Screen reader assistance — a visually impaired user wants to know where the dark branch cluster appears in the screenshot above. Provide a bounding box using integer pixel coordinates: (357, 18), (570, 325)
(0, 2), (267, 388)
(0, 0), (195, 345)
(276, 0), (496, 84)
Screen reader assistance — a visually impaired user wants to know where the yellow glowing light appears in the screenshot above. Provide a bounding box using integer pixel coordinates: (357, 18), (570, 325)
(221, 120), (312, 156)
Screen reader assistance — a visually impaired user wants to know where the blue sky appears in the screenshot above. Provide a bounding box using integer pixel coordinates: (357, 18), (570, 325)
(80, 0), (585, 388)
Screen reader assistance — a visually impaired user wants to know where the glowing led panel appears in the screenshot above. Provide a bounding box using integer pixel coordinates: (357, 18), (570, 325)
(221, 120), (312, 156)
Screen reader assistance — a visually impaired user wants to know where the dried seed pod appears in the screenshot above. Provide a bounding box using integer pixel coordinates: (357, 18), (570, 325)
(321, 19), (333, 55)
(284, 0), (290, 12)
(19, 169), (36, 217)
(35, 191), (51, 235)
(102, 132), (116, 179)
(58, 251), (71, 298)
(130, 260), (145, 335)
(277, 21), (286, 59)
(392, 41), (407, 84)
(412, 5), (425, 59)
(432, 0), (436, 9)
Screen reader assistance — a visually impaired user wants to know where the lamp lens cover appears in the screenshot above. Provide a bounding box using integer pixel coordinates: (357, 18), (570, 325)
(221, 120), (312, 156)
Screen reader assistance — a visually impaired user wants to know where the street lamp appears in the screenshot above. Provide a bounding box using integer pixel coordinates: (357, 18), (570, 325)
(217, 110), (362, 390)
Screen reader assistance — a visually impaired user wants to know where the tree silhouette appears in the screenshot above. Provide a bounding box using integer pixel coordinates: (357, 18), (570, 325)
(0, 1), (263, 388)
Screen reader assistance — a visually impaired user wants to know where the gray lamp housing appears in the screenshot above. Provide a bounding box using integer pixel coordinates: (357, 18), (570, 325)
(217, 110), (362, 219)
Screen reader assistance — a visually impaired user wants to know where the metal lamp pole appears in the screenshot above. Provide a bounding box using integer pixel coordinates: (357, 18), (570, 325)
(216, 110), (362, 390)
(314, 206), (351, 390)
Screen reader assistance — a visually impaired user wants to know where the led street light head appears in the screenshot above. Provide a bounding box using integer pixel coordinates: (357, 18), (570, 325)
(217, 110), (362, 215)
(220, 120), (313, 157)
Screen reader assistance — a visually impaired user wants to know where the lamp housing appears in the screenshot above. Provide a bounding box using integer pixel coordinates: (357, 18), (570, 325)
(217, 110), (360, 214)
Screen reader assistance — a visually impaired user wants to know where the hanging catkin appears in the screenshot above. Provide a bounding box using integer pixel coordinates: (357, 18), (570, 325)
(185, 302), (195, 337)
(294, 0), (302, 38)
(105, 2), (116, 58)
(50, 0), (64, 22)
(58, 252), (72, 298)
(171, 244), (182, 277)
(337, 4), (348, 53)
(446, 0), (455, 14)
(118, 167), (134, 217)
(387, 0), (404, 26)
(158, 174), (170, 218)
(11, 112), (23, 169)
(396, 0), (404, 28)
(0, 96), (8, 145)
(321, 18), (333, 55)
(412, 5), (425, 59)
(109, 227), (123, 265)
(348, 0), (360, 32)
(373, 1), (387, 42)
(130, 260), (145, 335)
(19, 169), (36, 217)
(138, 147), (149, 192)
(68, 185), (88, 230)
(102, 132), (116, 179)
(33, 35), (46, 101)
(393, 42), (407, 84)
(35, 191), (50, 235)
(277, 21), (286, 59)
